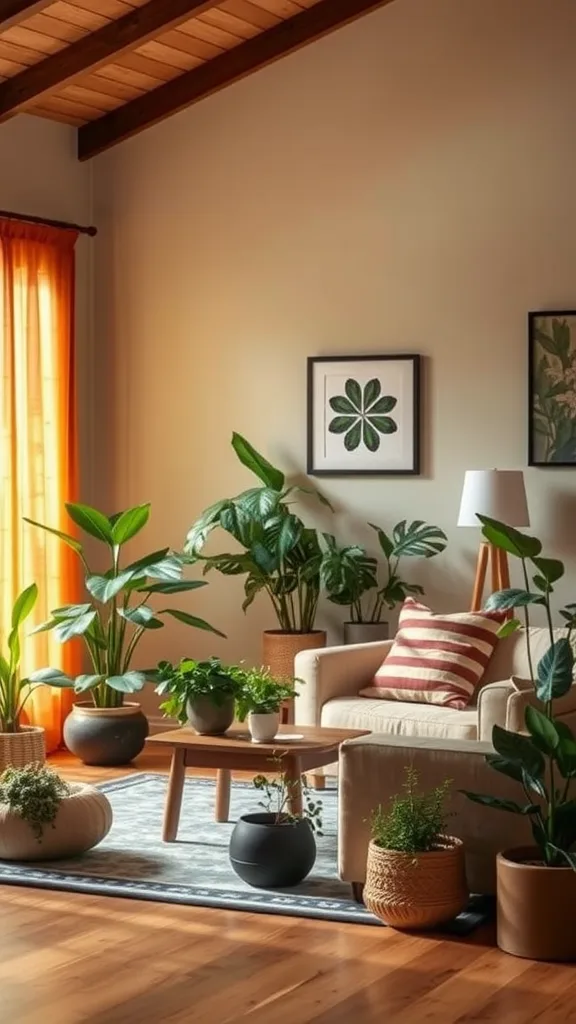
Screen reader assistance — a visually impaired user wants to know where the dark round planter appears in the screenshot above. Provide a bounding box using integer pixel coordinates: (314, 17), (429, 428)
(343, 622), (389, 645)
(186, 695), (235, 735)
(229, 812), (316, 888)
(63, 702), (149, 767)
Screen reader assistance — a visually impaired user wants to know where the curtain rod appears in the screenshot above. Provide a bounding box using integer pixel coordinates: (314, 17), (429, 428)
(0, 209), (97, 237)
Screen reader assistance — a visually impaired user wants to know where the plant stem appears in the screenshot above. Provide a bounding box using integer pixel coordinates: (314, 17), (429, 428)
(520, 558), (535, 683)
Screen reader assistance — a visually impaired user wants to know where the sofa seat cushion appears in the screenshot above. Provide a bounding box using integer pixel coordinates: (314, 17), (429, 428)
(321, 696), (478, 741)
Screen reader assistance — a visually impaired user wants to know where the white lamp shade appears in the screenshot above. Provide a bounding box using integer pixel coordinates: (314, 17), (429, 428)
(458, 470), (530, 528)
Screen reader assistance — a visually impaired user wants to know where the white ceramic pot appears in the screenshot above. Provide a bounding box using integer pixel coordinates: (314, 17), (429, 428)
(248, 711), (280, 744)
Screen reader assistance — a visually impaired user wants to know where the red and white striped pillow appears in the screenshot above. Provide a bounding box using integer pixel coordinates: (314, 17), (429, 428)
(360, 598), (503, 710)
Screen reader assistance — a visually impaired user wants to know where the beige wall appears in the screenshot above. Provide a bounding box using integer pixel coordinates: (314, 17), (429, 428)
(92, 0), (576, 715)
(1, 115), (95, 499)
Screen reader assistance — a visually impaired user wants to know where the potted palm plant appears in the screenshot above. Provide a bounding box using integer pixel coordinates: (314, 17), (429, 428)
(155, 656), (240, 735)
(26, 501), (224, 766)
(464, 516), (576, 962)
(322, 520), (447, 644)
(235, 666), (297, 743)
(0, 584), (45, 771)
(229, 758), (323, 887)
(363, 767), (467, 929)
(185, 434), (332, 682)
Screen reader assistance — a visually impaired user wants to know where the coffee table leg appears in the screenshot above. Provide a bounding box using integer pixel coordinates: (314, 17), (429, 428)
(163, 748), (186, 842)
(286, 757), (303, 816)
(215, 769), (231, 822)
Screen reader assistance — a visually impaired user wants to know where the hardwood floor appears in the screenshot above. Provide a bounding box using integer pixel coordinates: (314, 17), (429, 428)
(1, 751), (575, 1023)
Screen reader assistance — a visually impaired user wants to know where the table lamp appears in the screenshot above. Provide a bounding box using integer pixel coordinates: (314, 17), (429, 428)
(458, 469), (530, 611)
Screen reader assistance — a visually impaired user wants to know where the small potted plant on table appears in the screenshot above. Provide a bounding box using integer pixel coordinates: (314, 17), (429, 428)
(363, 767), (467, 929)
(322, 520), (447, 644)
(0, 584), (45, 771)
(235, 667), (297, 743)
(27, 501), (224, 766)
(229, 759), (323, 887)
(156, 656), (240, 735)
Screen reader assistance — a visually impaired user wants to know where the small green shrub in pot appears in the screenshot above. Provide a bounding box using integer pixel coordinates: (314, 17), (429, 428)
(363, 768), (467, 929)
(235, 666), (297, 743)
(0, 584), (46, 770)
(26, 501), (224, 766)
(156, 656), (240, 735)
(0, 763), (70, 841)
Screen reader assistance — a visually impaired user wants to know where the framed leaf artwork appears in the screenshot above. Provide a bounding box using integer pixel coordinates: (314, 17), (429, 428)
(529, 310), (576, 466)
(307, 355), (420, 476)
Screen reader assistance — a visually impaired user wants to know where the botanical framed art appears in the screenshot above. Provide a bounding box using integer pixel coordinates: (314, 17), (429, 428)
(529, 310), (576, 466)
(307, 355), (420, 476)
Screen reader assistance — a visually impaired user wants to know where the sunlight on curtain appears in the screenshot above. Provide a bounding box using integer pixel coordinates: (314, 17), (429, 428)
(0, 219), (81, 753)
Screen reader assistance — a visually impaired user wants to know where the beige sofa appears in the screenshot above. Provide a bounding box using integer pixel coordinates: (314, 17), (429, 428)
(294, 626), (576, 743)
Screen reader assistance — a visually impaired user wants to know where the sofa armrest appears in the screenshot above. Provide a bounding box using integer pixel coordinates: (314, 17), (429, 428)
(478, 678), (576, 740)
(294, 640), (393, 727)
(477, 680), (515, 741)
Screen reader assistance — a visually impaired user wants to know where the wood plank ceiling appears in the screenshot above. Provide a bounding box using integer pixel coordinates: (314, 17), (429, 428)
(0, 0), (395, 158)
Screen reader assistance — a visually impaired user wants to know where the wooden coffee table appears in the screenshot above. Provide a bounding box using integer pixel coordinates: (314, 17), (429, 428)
(146, 724), (369, 842)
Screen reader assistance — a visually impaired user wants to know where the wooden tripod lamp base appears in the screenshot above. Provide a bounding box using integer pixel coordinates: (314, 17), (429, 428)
(470, 542), (510, 613)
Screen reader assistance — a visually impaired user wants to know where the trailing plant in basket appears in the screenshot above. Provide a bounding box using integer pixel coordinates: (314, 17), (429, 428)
(184, 434), (332, 633)
(26, 502), (224, 709)
(0, 763), (70, 841)
(0, 584), (38, 733)
(463, 516), (576, 870)
(322, 520), (447, 623)
(155, 656), (240, 725)
(254, 756), (323, 834)
(371, 767), (451, 853)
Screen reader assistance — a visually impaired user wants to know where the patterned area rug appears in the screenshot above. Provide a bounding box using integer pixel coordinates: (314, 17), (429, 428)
(0, 773), (491, 931)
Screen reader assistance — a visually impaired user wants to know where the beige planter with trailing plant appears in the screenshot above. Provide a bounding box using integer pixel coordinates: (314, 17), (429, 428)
(364, 835), (468, 929)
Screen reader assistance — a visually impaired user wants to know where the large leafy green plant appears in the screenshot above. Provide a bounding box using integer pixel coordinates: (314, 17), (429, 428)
(26, 503), (224, 709)
(184, 434), (331, 633)
(464, 516), (576, 870)
(322, 520), (447, 623)
(0, 584), (38, 733)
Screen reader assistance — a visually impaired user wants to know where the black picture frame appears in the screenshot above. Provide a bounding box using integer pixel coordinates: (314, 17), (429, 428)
(307, 354), (420, 477)
(528, 309), (576, 467)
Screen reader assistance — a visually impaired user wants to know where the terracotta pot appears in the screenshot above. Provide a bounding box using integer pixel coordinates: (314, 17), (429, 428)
(248, 711), (280, 743)
(262, 631), (326, 724)
(0, 783), (112, 861)
(63, 702), (149, 767)
(0, 726), (46, 773)
(363, 836), (468, 930)
(343, 622), (389, 645)
(497, 847), (576, 961)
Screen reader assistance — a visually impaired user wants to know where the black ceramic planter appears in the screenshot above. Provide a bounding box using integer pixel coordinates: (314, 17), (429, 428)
(63, 702), (149, 766)
(229, 813), (316, 888)
(186, 695), (235, 735)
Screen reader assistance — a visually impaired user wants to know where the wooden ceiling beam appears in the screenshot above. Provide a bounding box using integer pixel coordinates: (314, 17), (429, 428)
(0, 1), (53, 30)
(78, 0), (397, 161)
(0, 0), (223, 118)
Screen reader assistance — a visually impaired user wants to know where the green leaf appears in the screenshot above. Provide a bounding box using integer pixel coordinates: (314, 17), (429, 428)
(242, 576), (265, 612)
(139, 580), (207, 595)
(123, 548), (171, 576)
(75, 674), (106, 692)
(184, 500), (228, 555)
(54, 610), (97, 642)
(141, 553), (183, 582)
(367, 395), (397, 415)
(462, 791), (540, 815)
(535, 638), (574, 702)
(52, 603), (93, 619)
(118, 606), (164, 629)
(368, 415), (397, 435)
(110, 504), (151, 545)
(492, 723), (544, 779)
(329, 395), (357, 415)
(0, 653), (10, 685)
(485, 753), (524, 783)
(345, 378), (362, 411)
(497, 618), (522, 638)
(391, 520), (448, 560)
(86, 571), (135, 603)
(106, 671), (146, 693)
(556, 722), (576, 778)
(23, 517), (84, 556)
(534, 328), (558, 357)
(369, 523), (394, 559)
(231, 433), (285, 491)
(160, 608), (226, 638)
(11, 583), (38, 629)
(363, 378), (381, 410)
(328, 414), (357, 434)
(532, 557), (564, 585)
(65, 502), (113, 544)
(344, 420), (362, 451)
(28, 668), (75, 687)
(547, 846), (576, 870)
(363, 420), (380, 452)
(525, 704), (560, 754)
(477, 515), (542, 559)
(485, 588), (543, 611)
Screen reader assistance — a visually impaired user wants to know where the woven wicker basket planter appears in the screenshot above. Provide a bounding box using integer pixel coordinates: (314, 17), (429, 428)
(0, 727), (46, 773)
(364, 836), (468, 930)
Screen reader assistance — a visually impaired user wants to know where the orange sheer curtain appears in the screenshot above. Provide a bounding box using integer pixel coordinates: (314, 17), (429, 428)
(0, 218), (81, 753)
